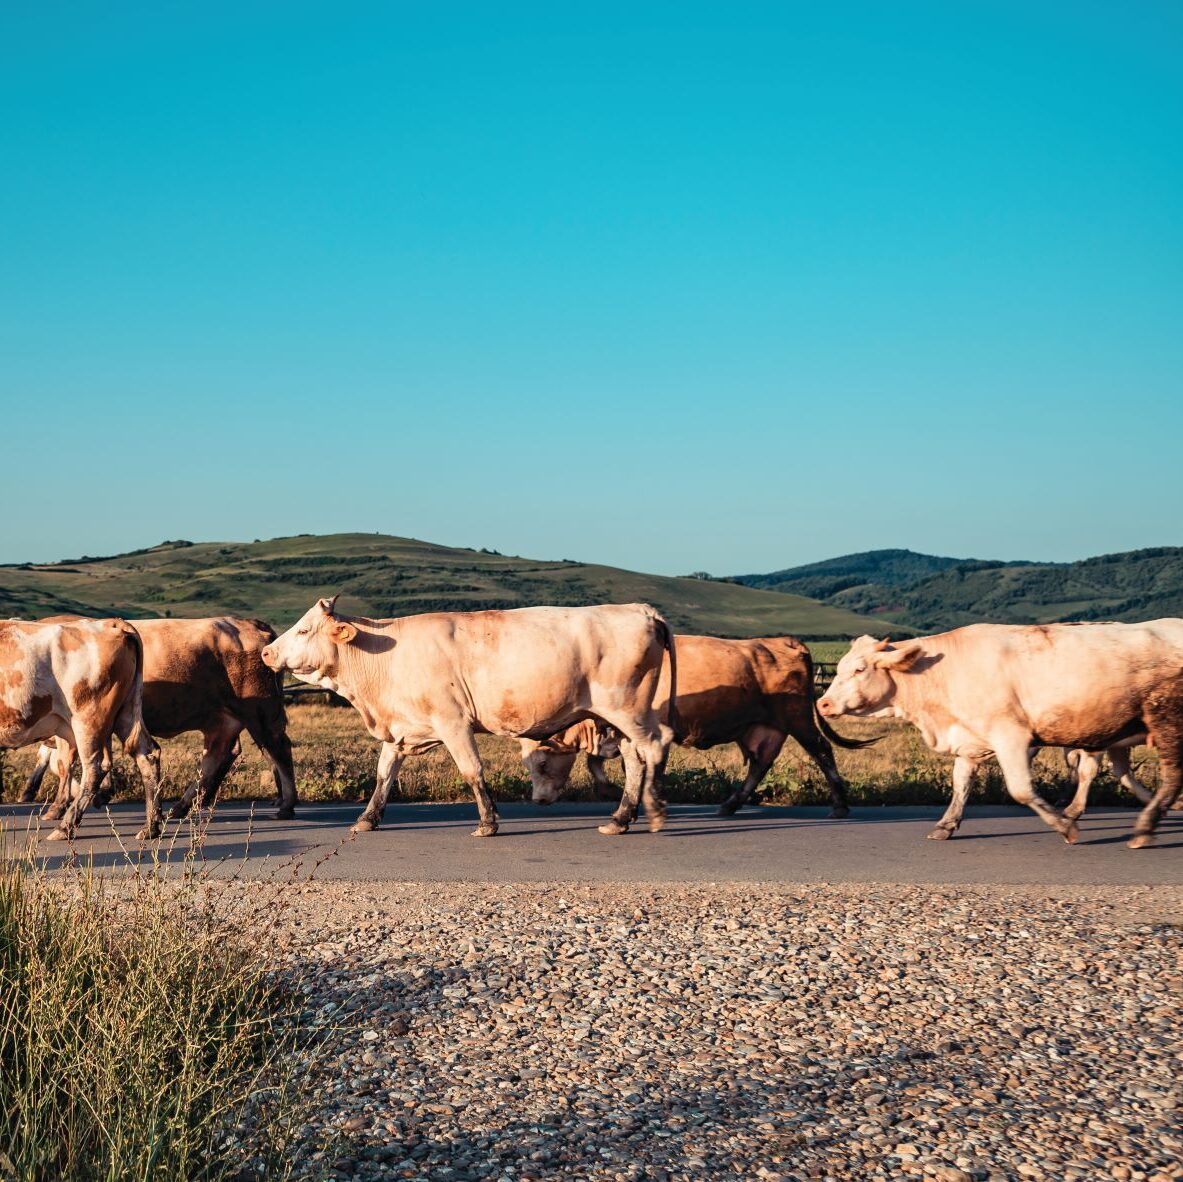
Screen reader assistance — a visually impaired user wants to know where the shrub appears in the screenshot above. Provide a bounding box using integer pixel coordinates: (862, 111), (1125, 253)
(0, 845), (303, 1181)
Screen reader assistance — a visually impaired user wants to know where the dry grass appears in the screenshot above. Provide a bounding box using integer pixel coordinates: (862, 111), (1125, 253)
(0, 838), (309, 1181)
(2, 704), (1161, 812)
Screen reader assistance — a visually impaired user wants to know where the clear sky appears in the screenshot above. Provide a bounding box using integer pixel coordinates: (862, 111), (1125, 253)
(2, 2), (1180, 574)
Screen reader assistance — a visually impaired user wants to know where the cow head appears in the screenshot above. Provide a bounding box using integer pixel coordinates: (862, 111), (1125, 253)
(521, 720), (621, 804)
(260, 596), (357, 680)
(817, 635), (923, 718)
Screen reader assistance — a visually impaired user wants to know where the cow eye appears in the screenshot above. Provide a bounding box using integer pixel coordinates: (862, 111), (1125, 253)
(854, 662), (867, 673)
(296, 626), (310, 636)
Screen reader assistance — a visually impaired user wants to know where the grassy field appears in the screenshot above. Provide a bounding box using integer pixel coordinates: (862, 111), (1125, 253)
(0, 532), (891, 639)
(2, 701), (1160, 814)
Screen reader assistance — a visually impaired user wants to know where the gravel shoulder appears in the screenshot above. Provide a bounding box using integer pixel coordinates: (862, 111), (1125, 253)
(249, 880), (1183, 1182)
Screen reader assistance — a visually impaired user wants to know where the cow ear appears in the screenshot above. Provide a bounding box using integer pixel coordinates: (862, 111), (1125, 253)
(871, 642), (923, 671)
(328, 620), (357, 645)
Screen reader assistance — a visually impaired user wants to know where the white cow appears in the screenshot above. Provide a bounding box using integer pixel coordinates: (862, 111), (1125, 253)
(818, 622), (1183, 848)
(262, 598), (676, 837)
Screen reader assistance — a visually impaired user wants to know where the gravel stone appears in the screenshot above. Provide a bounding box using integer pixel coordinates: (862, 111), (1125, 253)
(234, 881), (1181, 1181)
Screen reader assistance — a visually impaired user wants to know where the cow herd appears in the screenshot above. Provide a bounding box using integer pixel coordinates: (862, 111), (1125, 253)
(1, 600), (1180, 849)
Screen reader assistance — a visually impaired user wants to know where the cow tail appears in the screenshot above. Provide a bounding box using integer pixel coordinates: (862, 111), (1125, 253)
(118, 622), (152, 756)
(807, 646), (878, 749)
(657, 614), (678, 737)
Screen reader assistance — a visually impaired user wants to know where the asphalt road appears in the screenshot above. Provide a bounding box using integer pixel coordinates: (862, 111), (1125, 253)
(2, 799), (1181, 885)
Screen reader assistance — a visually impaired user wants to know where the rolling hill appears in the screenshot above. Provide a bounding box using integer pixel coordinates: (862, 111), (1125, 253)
(0, 533), (887, 639)
(736, 547), (1183, 633)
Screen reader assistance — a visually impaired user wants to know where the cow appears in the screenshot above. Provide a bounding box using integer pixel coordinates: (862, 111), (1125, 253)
(20, 617), (297, 822)
(261, 598), (676, 837)
(519, 634), (869, 817)
(817, 622), (1183, 848)
(0, 617), (162, 841)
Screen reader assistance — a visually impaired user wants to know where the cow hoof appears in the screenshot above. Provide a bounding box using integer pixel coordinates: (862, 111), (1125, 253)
(828, 805), (851, 820)
(45, 827), (70, 843)
(472, 824), (498, 838)
(1062, 821), (1079, 845)
(598, 819), (629, 836)
(351, 817), (378, 834)
(274, 808), (296, 821)
(136, 825), (162, 841)
(648, 812), (667, 834)
(534, 799), (552, 808)
(167, 805), (191, 821)
(926, 826), (953, 841)
(1128, 833), (1154, 850)
(717, 800), (739, 817)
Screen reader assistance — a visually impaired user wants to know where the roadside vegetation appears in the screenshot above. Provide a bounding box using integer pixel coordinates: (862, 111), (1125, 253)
(2, 703), (1161, 813)
(0, 843), (307, 1181)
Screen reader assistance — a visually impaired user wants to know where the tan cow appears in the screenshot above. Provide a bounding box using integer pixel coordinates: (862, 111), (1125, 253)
(261, 598), (676, 837)
(818, 622), (1183, 848)
(520, 634), (868, 817)
(21, 617), (297, 821)
(0, 618), (162, 840)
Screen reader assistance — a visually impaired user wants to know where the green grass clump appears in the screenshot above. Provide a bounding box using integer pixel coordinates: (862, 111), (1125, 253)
(0, 848), (301, 1182)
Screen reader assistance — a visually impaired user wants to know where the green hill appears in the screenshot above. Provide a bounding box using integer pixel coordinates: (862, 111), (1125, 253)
(0, 533), (888, 639)
(737, 546), (1183, 633)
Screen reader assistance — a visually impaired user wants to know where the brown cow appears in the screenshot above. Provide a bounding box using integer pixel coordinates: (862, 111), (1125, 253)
(22, 616), (297, 822)
(520, 634), (867, 817)
(818, 622), (1183, 848)
(0, 618), (162, 840)
(261, 598), (675, 837)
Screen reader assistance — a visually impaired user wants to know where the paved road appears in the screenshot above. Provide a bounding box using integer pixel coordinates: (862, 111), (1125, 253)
(2, 799), (1181, 884)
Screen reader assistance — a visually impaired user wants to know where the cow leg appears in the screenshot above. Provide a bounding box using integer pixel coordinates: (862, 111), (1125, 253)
(598, 722), (669, 836)
(719, 727), (786, 816)
(993, 735), (1079, 843)
(599, 740), (645, 834)
(46, 738), (108, 842)
(789, 719), (853, 819)
(169, 723), (241, 819)
(243, 709), (299, 820)
(587, 754), (621, 801)
(1109, 746), (1153, 806)
(1062, 750), (1099, 821)
(1130, 688), (1183, 848)
(352, 743), (405, 833)
(927, 756), (980, 839)
(91, 742), (119, 808)
(439, 728), (499, 837)
(1129, 756), (1181, 849)
(19, 744), (53, 803)
(125, 734), (164, 842)
(42, 740), (78, 821)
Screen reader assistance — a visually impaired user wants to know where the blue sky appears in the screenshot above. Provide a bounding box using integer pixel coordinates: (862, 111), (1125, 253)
(2, 2), (1180, 574)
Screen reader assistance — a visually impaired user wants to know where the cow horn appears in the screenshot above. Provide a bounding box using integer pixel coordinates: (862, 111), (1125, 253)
(319, 594), (340, 615)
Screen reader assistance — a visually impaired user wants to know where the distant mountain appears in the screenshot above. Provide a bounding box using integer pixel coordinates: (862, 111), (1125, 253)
(735, 547), (1183, 633)
(739, 549), (990, 597)
(0, 533), (890, 640)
